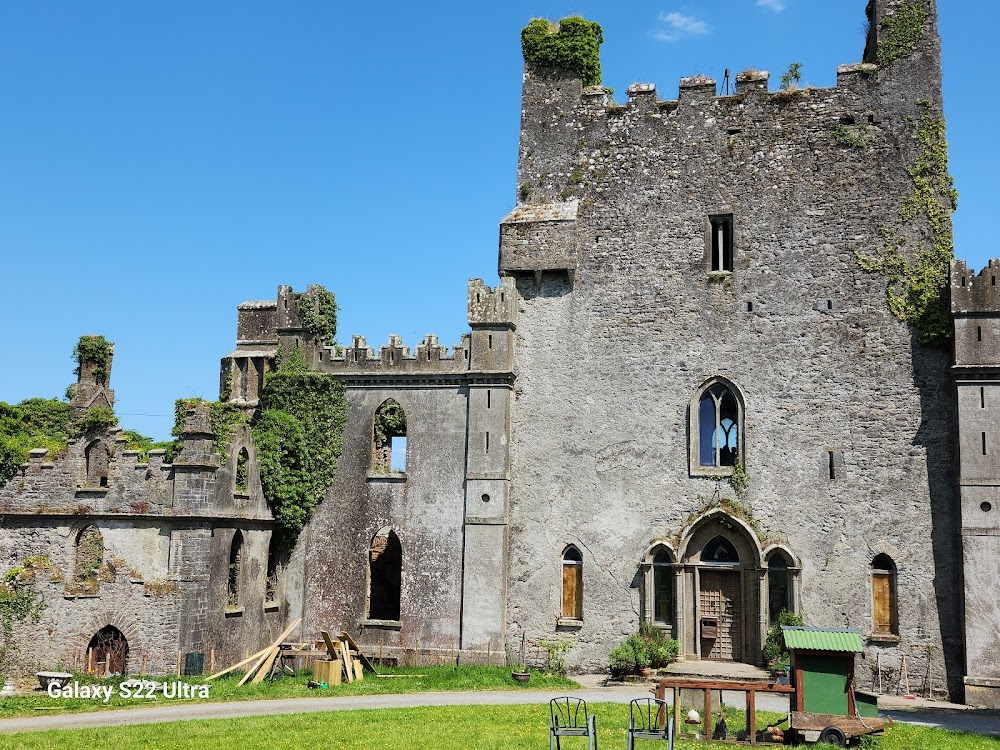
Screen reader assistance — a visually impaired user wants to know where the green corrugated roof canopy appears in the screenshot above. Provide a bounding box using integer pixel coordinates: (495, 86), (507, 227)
(781, 627), (864, 653)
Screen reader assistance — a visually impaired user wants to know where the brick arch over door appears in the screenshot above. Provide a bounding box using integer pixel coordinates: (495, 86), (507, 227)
(75, 611), (145, 676)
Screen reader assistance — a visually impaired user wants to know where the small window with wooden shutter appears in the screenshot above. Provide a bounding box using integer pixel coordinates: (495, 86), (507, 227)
(872, 554), (898, 636)
(561, 546), (583, 620)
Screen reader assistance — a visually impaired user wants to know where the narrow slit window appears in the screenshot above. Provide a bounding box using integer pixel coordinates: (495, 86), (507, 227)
(485, 431), (490, 454)
(488, 334), (493, 349)
(978, 326), (983, 342)
(982, 387), (986, 409)
(487, 390), (491, 409)
(828, 450), (836, 480)
(983, 432), (988, 456)
(227, 531), (243, 609)
(710, 215), (734, 272)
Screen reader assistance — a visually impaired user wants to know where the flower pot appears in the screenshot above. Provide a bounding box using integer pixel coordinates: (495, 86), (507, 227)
(511, 671), (531, 683)
(639, 667), (652, 678)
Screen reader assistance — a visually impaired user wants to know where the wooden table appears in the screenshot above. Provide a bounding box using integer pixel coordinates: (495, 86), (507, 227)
(655, 677), (794, 745)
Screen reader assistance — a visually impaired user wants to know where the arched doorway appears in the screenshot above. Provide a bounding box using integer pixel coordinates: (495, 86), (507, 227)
(679, 510), (764, 665)
(698, 535), (742, 660)
(87, 625), (128, 676)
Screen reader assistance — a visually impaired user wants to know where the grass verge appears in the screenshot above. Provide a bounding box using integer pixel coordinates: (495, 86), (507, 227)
(0, 702), (997, 749)
(0, 666), (577, 719)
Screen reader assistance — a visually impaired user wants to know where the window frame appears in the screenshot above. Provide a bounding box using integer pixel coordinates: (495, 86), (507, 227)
(643, 545), (675, 635)
(708, 214), (734, 273)
(689, 377), (745, 477)
(560, 545), (584, 623)
(871, 554), (899, 637)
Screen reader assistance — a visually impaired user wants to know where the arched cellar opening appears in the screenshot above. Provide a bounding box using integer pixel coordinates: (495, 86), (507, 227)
(86, 625), (128, 676)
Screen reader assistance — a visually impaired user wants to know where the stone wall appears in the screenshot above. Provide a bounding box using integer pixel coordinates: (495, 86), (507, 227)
(504, 0), (961, 697)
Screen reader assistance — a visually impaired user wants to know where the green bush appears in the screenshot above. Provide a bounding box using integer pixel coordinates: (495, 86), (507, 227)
(763, 609), (805, 667)
(521, 17), (603, 87)
(608, 642), (636, 672)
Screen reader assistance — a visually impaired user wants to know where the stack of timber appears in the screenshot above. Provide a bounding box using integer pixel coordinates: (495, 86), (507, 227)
(315, 630), (376, 684)
(205, 619), (302, 685)
(204, 623), (378, 686)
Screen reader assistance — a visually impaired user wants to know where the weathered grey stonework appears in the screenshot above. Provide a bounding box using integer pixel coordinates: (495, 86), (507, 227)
(1, 0), (993, 706)
(951, 260), (1000, 708)
(505, 0), (962, 699)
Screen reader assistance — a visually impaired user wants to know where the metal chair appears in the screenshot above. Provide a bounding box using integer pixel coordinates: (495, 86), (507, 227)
(627, 698), (673, 749)
(549, 696), (598, 750)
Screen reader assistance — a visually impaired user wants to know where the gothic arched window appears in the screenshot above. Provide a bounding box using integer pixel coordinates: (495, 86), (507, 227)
(645, 546), (674, 629)
(690, 379), (744, 475)
(372, 400), (407, 474)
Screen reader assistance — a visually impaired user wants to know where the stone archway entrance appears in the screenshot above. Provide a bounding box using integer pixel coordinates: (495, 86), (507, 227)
(679, 512), (762, 665)
(87, 625), (128, 676)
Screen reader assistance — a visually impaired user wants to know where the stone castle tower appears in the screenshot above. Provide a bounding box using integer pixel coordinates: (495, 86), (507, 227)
(6, 0), (1000, 708)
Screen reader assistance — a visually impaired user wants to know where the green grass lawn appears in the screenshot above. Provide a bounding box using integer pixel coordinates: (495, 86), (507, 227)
(0, 666), (577, 719)
(0, 702), (996, 750)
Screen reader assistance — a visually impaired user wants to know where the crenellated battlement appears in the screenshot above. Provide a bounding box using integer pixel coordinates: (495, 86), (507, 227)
(319, 332), (471, 375)
(468, 278), (517, 327)
(952, 260), (1000, 314)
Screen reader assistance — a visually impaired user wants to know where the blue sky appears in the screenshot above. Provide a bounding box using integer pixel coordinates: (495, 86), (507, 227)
(1, 2), (994, 440)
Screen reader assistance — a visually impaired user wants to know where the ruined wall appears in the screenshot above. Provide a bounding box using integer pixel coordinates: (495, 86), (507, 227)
(505, 0), (961, 697)
(0, 402), (280, 676)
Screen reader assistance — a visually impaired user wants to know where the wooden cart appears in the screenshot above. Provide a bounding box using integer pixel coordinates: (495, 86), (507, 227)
(782, 627), (887, 746)
(654, 628), (888, 746)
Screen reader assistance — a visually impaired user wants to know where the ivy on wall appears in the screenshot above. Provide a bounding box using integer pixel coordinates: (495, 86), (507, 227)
(0, 556), (49, 669)
(874, 1), (927, 68)
(171, 398), (249, 465)
(253, 362), (347, 551)
(72, 335), (113, 383)
(298, 286), (339, 346)
(854, 104), (957, 345)
(72, 406), (118, 437)
(521, 17), (603, 87)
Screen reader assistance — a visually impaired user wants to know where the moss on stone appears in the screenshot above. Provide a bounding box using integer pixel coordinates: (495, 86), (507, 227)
(877, 2), (926, 67)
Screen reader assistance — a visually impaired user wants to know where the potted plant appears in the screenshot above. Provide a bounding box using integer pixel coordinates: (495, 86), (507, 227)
(763, 609), (804, 679)
(511, 631), (530, 682)
(626, 633), (651, 676)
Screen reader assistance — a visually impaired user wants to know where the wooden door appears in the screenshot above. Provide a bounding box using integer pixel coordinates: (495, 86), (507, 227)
(699, 570), (742, 661)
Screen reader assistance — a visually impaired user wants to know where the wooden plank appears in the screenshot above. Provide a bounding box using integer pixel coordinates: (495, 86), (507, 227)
(249, 646), (280, 685)
(238, 647), (274, 687)
(320, 630), (338, 656)
(703, 688), (712, 740)
(340, 639), (354, 683)
(748, 689), (757, 746)
(340, 631), (377, 673)
(208, 618), (302, 680)
(353, 658), (363, 681)
(656, 678), (793, 693)
(789, 712), (886, 735)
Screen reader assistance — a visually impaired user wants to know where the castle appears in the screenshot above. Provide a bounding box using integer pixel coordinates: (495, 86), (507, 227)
(2, 0), (998, 708)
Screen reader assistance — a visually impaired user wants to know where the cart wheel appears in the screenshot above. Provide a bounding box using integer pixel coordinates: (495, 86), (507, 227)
(818, 726), (847, 746)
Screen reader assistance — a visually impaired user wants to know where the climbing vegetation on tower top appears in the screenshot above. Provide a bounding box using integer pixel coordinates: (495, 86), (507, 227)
(521, 17), (603, 87)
